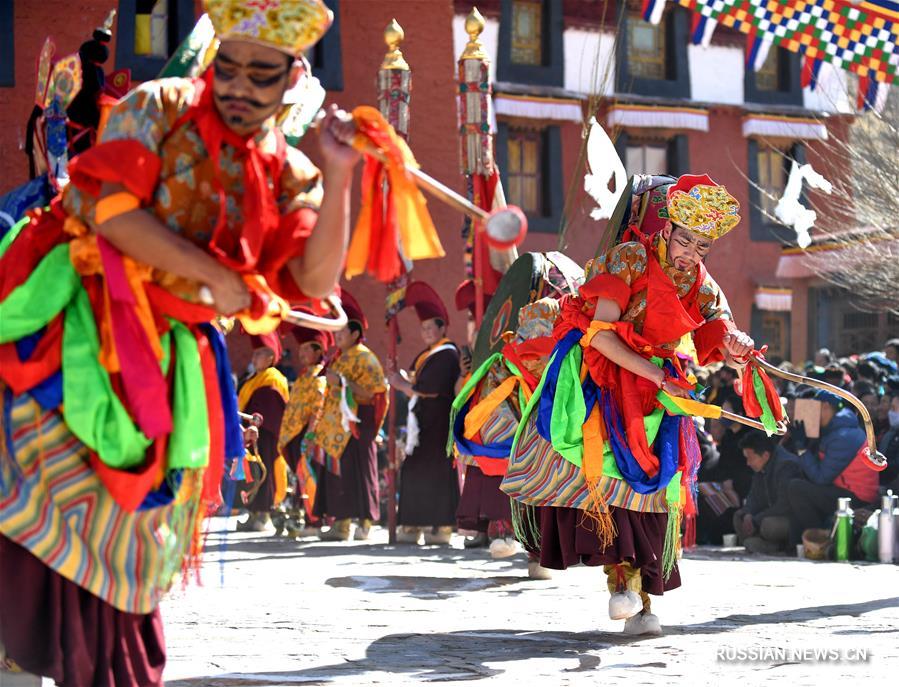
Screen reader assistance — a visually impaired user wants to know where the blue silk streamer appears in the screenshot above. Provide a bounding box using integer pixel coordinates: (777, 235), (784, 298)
(200, 323), (244, 461)
(536, 329), (584, 443)
(600, 388), (680, 495)
(452, 397), (513, 458)
(15, 327), (63, 410)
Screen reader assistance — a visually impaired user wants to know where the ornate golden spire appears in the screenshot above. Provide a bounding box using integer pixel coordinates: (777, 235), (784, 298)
(381, 18), (409, 71)
(460, 7), (488, 61)
(102, 9), (117, 33)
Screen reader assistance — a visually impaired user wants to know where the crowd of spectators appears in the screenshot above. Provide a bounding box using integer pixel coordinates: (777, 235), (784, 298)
(691, 339), (899, 556)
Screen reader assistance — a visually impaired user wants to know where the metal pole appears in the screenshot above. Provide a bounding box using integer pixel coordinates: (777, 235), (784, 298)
(378, 19), (411, 544)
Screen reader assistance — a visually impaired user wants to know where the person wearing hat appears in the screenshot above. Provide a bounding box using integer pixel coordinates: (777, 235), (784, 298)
(451, 279), (509, 551)
(236, 332), (290, 532)
(278, 324), (333, 537)
(387, 283), (461, 545)
(311, 292), (388, 541)
(0, 2), (360, 684)
(454, 279), (493, 383)
(783, 389), (876, 547)
(504, 174), (759, 636)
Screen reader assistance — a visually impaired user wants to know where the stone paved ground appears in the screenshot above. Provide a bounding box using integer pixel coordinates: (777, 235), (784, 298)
(160, 518), (899, 686)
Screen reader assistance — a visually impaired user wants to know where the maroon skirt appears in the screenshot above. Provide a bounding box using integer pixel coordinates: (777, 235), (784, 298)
(456, 464), (512, 531)
(534, 506), (681, 596)
(0, 535), (166, 687)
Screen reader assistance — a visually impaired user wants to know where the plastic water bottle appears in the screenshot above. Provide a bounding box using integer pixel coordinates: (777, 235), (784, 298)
(878, 492), (894, 564)
(834, 497), (853, 562)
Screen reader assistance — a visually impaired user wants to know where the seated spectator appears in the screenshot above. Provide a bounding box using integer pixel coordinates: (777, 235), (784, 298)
(877, 389), (899, 489)
(851, 380), (884, 436)
(733, 432), (802, 555)
(855, 361), (882, 388)
(696, 393), (754, 545)
(785, 390), (879, 547)
(884, 339), (899, 364)
(814, 348), (834, 368)
(823, 363), (849, 389)
(865, 351), (897, 376)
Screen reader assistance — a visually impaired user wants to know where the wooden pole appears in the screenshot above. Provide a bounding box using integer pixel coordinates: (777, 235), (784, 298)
(378, 18), (411, 545)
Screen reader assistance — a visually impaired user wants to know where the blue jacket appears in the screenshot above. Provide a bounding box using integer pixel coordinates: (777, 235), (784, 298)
(799, 408), (866, 485)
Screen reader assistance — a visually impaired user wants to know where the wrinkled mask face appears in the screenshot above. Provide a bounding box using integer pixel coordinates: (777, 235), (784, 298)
(212, 40), (298, 136)
(664, 225), (712, 272)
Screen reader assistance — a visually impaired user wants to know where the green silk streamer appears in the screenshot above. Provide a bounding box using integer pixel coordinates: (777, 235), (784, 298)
(62, 286), (153, 468)
(166, 319), (210, 469)
(446, 352), (502, 455)
(0, 217), (30, 258)
(0, 244), (80, 342)
(752, 368), (778, 435)
(548, 344), (586, 467)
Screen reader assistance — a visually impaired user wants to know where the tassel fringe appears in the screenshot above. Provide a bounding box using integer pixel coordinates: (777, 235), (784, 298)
(578, 478), (617, 551)
(511, 499), (541, 550)
(661, 504), (682, 580)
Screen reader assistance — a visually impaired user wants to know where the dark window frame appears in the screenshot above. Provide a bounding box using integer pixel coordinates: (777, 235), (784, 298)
(745, 46), (803, 106)
(617, 2), (691, 99)
(0, 1), (13, 87)
(750, 306), (792, 362)
(496, 121), (564, 234)
(115, 0), (196, 82)
(614, 130), (690, 177)
(747, 138), (805, 243)
(309, 0), (343, 91)
(496, 0), (564, 87)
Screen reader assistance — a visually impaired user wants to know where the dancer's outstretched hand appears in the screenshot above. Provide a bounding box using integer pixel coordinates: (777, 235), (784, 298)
(723, 330), (754, 362)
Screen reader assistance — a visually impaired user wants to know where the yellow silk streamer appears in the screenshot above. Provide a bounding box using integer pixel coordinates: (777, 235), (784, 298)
(660, 391), (723, 419)
(345, 106), (444, 279)
(581, 319), (617, 349)
(273, 455), (289, 505)
(582, 404), (606, 483)
(95, 191), (140, 225)
(463, 376), (519, 440)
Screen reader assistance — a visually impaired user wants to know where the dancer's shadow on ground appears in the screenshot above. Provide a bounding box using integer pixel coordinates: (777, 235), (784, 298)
(166, 628), (620, 686)
(166, 596), (899, 685)
(325, 573), (531, 599)
(203, 535), (496, 566)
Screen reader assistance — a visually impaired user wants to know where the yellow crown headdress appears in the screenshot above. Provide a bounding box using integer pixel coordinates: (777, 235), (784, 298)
(204, 0), (333, 56)
(666, 174), (741, 241)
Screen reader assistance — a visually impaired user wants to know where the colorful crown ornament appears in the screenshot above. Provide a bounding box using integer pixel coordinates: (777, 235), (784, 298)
(204, 0), (333, 56)
(666, 173), (741, 241)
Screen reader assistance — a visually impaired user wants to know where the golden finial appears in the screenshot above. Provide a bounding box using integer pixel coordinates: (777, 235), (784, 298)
(102, 9), (117, 33)
(381, 18), (409, 71)
(461, 7), (488, 61)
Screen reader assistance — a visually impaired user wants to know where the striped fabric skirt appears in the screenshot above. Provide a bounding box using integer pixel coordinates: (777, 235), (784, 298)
(0, 390), (202, 685)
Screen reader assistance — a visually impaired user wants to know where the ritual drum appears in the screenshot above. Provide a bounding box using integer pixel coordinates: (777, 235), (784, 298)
(472, 251), (583, 368)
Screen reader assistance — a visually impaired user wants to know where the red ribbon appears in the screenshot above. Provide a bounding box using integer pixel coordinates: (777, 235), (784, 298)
(97, 236), (172, 439)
